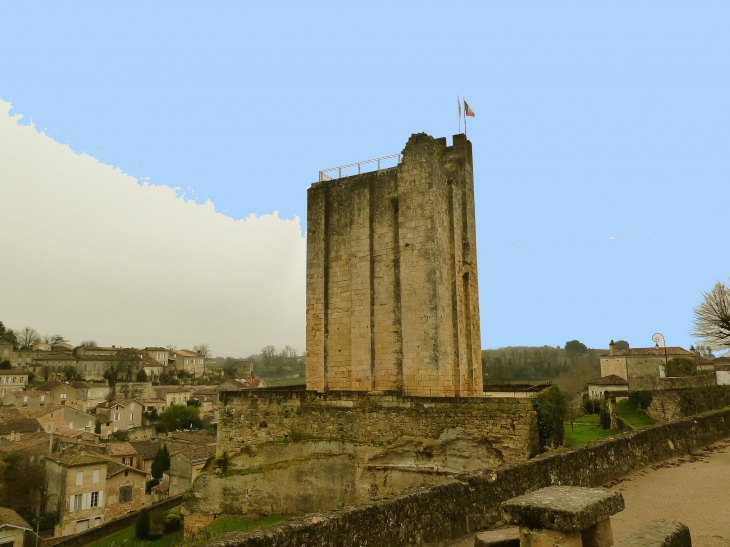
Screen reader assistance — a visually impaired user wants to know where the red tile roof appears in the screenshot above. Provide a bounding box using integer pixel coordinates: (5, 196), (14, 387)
(586, 375), (629, 386)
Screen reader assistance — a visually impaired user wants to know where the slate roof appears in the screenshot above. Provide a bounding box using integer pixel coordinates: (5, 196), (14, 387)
(586, 375), (629, 386)
(0, 418), (41, 435)
(71, 381), (89, 389)
(152, 481), (169, 494)
(601, 347), (693, 357)
(109, 442), (137, 457)
(220, 378), (265, 390)
(0, 368), (28, 376)
(37, 381), (64, 391)
(0, 507), (31, 530)
(129, 440), (160, 461)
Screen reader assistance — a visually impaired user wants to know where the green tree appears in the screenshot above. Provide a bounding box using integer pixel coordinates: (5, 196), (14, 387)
(666, 357), (696, 377)
(135, 508), (150, 539)
(564, 340), (588, 357)
(136, 369), (148, 382)
(157, 405), (202, 432)
(614, 340), (630, 351)
(150, 446), (170, 479)
(63, 366), (77, 381)
(0, 361), (11, 370)
(531, 385), (568, 454)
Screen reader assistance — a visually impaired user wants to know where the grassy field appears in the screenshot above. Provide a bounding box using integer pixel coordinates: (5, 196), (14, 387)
(564, 402), (657, 447)
(91, 515), (287, 547)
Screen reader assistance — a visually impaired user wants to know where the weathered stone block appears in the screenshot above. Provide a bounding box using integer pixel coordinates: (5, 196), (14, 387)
(500, 486), (624, 532)
(520, 528), (583, 547)
(474, 527), (520, 547)
(615, 520), (691, 547)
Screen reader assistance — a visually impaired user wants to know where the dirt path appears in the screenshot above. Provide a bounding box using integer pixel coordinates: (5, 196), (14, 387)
(448, 438), (730, 547)
(608, 438), (730, 547)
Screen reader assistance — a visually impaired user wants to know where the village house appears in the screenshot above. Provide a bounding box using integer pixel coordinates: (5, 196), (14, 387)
(44, 451), (109, 536)
(0, 369), (29, 402)
(108, 442), (137, 467)
(34, 405), (95, 434)
(129, 440), (160, 476)
(0, 418), (42, 442)
(0, 431), (51, 464)
(599, 340), (697, 390)
(585, 374), (629, 399)
(141, 356), (164, 381)
(145, 347), (170, 367)
(137, 397), (166, 415)
(7, 390), (48, 411)
(96, 400), (144, 433)
(155, 386), (194, 409)
(72, 381), (110, 412)
(36, 381), (78, 407)
(230, 360), (254, 378)
(53, 428), (102, 452)
(104, 460), (147, 521)
(0, 507), (32, 547)
(170, 350), (205, 377)
(75, 346), (118, 357)
(0, 342), (13, 362)
(168, 445), (214, 496)
(29, 353), (78, 381)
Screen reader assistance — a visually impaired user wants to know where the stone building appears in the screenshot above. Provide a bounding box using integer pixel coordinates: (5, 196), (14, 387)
(169, 445), (214, 496)
(306, 133), (482, 396)
(0, 507), (32, 547)
(103, 460), (147, 521)
(44, 452), (109, 536)
(599, 340), (697, 390)
(0, 369), (29, 402)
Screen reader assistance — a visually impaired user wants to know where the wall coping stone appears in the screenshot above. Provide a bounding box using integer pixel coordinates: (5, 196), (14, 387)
(474, 527), (520, 547)
(500, 486), (624, 532)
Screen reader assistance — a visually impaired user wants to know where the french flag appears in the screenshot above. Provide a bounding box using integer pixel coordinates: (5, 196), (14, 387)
(464, 101), (475, 117)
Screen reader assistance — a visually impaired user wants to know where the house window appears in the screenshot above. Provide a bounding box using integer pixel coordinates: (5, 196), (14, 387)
(93, 470), (100, 484)
(72, 494), (82, 511)
(114, 413), (120, 421)
(90, 491), (99, 507)
(129, 413), (133, 422)
(123, 456), (132, 466)
(69, 422), (74, 429)
(41, 395), (45, 402)
(23, 396), (28, 403)
(11, 377), (15, 383)
(119, 485), (133, 503)
(60, 393), (67, 399)
(46, 424), (51, 433)
(99, 390), (103, 397)
(76, 471), (84, 486)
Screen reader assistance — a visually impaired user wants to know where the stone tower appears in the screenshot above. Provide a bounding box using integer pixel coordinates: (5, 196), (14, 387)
(306, 133), (482, 397)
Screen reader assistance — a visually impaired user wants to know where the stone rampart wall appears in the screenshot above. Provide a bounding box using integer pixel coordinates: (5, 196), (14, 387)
(200, 408), (730, 547)
(217, 390), (535, 462)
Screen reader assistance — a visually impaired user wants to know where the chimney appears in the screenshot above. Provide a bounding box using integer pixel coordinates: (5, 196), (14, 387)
(49, 431), (53, 455)
(609, 340), (616, 355)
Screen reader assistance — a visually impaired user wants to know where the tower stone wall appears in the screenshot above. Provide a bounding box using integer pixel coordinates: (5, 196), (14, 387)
(306, 133), (482, 396)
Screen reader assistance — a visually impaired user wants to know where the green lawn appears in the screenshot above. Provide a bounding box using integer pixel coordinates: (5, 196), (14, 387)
(564, 414), (618, 447)
(93, 525), (183, 547)
(616, 400), (657, 428)
(564, 403), (657, 447)
(91, 515), (287, 547)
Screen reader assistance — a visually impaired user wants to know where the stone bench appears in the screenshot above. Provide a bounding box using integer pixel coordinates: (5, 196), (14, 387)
(500, 486), (625, 547)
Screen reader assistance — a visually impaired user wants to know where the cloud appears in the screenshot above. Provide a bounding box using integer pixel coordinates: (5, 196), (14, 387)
(0, 100), (305, 357)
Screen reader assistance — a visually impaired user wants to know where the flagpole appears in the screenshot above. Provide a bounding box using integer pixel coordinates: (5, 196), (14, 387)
(464, 99), (467, 138)
(457, 95), (461, 134)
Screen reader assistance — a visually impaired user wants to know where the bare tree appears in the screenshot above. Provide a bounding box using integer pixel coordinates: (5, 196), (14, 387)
(193, 343), (211, 359)
(261, 345), (276, 366)
(80, 340), (98, 347)
(693, 280), (730, 352)
(17, 327), (40, 349)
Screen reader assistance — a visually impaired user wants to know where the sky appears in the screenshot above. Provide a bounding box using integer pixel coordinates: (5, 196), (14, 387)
(1, 2), (728, 355)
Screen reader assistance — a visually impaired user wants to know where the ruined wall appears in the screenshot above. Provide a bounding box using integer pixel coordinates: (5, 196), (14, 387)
(184, 389), (534, 525)
(198, 408), (730, 547)
(306, 133), (482, 397)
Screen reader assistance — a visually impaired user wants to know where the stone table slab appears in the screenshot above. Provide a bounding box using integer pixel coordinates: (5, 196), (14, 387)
(500, 486), (625, 532)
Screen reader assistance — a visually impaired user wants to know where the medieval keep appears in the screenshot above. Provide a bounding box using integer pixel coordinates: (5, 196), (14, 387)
(306, 133), (482, 396)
